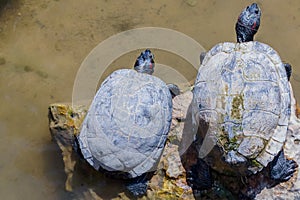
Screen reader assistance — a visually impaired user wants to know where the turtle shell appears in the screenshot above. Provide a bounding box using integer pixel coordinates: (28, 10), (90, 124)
(77, 69), (172, 178)
(193, 41), (291, 175)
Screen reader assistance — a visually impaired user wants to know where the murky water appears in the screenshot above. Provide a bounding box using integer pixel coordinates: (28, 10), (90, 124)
(0, 0), (300, 199)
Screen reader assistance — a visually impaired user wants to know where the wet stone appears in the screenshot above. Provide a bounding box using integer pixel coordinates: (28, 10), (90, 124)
(48, 89), (300, 199)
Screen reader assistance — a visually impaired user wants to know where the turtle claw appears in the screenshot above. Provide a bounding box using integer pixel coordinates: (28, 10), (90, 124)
(280, 159), (298, 181)
(270, 150), (298, 182)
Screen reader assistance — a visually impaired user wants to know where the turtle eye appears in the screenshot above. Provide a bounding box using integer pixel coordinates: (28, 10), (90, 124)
(254, 10), (259, 14)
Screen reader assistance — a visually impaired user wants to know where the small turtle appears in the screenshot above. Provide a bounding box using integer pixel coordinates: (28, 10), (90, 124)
(76, 49), (173, 196)
(190, 3), (297, 195)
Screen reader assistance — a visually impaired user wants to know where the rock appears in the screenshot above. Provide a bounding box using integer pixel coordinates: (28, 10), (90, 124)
(48, 92), (194, 199)
(48, 86), (300, 199)
(169, 90), (193, 144)
(48, 104), (87, 191)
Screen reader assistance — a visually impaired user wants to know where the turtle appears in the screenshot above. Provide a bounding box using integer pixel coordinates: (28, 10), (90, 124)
(76, 49), (173, 196)
(189, 3), (298, 195)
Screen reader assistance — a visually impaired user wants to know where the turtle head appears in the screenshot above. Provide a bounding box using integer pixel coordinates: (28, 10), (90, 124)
(235, 3), (261, 43)
(134, 49), (155, 75)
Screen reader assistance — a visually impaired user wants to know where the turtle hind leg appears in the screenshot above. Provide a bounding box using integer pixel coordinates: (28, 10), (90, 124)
(186, 158), (212, 190)
(125, 173), (149, 197)
(270, 150), (298, 182)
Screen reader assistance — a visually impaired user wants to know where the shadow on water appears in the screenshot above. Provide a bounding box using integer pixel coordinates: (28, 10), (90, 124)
(0, 0), (300, 199)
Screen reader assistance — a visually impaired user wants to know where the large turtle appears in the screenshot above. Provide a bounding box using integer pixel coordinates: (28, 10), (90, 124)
(76, 49), (173, 196)
(190, 3), (297, 194)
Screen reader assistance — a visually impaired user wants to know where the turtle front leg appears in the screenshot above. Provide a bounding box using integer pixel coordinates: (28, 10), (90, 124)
(186, 158), (213, 190)
(269, 150), (298, 182)
(167, 83), (180, 98)
(200, 52), (206, 64)
(283, 63), (292, 81)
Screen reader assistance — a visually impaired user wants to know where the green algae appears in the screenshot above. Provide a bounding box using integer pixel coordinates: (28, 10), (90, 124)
(231, 95), (244, 120)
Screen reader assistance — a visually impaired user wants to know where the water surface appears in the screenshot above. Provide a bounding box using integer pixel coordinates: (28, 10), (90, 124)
(0, 0), (300, 199)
